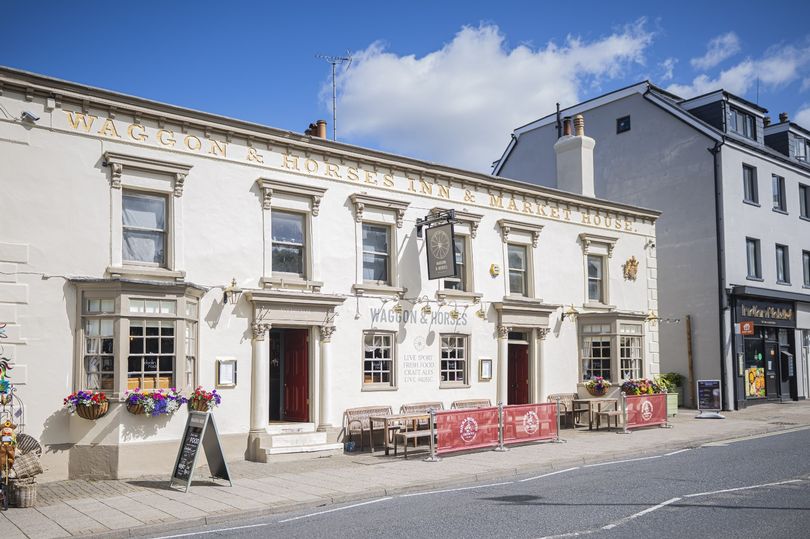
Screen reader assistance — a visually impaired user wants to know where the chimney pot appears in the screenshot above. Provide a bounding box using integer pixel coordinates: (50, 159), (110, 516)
(779, 112), (789, 123)
(573, 114), (585, 136)
(317, 119), (327, 139)
(764, 115), (771, 127)
(562, 117), (572, 136)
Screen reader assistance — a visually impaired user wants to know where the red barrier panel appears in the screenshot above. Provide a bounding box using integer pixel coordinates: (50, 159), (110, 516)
(435, 407), (500, 455)
(502, 403), (558, 445)
(624, 394), (668, 429)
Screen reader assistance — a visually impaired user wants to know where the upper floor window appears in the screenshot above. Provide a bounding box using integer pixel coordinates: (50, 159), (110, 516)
(362, 223), (391, 285)
(800, 184), (810, 219)
(728, 107), (756, 140)
(443, 236), (468, 291)
(743, 165), (758, 204)
(791, 135), (808, 161)
(772, 175), (787, 212)
(746, 238), (762, 279)
(803, 250), (810, 287)
(507, 244), (528, 296)
(616, 116), (631, 134)
(776, 244), (790, 284)
(123, 192), (167, 266)
(587, 255), (605, 303)
(272, 211), (306, 277)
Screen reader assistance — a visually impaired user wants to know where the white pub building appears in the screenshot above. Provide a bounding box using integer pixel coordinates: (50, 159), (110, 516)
(0, 67), (660, 480)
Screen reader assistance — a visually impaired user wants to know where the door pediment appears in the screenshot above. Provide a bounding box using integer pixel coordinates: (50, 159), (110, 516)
(247, 289), (345, 325)
(494, 297), (559, 328)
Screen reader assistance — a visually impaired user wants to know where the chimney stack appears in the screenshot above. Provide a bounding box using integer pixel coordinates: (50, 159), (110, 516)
(779, 112), (789, 123)
(305, 120), (328, 138)
(553, 113), (595, 197)
(764, 115), (771, 127)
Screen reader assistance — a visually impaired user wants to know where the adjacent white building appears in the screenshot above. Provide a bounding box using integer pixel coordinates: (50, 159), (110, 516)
(495, 82), (810, 410)
(0, 67), (659, 480)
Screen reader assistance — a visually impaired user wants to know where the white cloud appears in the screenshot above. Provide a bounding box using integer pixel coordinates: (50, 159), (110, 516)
(796, 104), (810, 126)
(330, 21), (653, 171)
(668, 42), (810, 98)
(659, 57), (677, 81)
(690, 32), (741, 70)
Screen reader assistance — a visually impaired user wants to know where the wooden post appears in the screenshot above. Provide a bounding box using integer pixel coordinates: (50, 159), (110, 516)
(686, 315), (696, 407)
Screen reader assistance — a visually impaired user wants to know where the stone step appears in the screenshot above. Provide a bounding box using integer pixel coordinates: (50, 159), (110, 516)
(265, 422), (316, 435)
(263, 431), (328, 448)
(264, 442), (343, 456)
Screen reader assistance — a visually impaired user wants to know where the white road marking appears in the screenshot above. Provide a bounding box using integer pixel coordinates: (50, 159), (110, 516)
(519, 467), (580, 483)
(277, 497), (393, 523)
(583, 455), (661, 468)
(663, 448), (691, 456)
(152, 522), (272, 538)
(602, 497), (681, 530)
(682, 479), (803, 498)
(399, 481), (513, 497)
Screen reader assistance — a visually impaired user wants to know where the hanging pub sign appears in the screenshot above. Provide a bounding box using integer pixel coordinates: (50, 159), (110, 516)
(425, 222), (457, 280)
(170, 411), (232, 492)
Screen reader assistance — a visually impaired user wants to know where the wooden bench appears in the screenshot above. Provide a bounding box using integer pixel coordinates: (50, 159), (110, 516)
(344, 405), (393, 451)
(450, 399), (492, 409)
(596, 410), (622, 431)
(547, 393), (581, 428)
(394, 429), (433, 459)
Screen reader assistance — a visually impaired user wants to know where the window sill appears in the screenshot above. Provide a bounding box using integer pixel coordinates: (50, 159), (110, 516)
(436, 290), (483, 303)
(361, 385), (398, 392)
(742, 200), (761, 207)
(746, 276), (764, 282)
(107, 266), (185, 282)
(582, 302), (616, 311)
(353, 283), (405, 297)
(800, 216), (810, 222)
(776, 281), (792, 286)
(440, 383), (471, 389)
(261, 276), (323, 292)
(772, 208), (789, 215)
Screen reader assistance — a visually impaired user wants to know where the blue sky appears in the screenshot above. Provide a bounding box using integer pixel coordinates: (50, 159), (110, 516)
(4, 1), (810, 171)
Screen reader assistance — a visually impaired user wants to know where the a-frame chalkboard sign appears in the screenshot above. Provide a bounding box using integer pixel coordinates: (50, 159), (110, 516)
(170, 411), (232, 492)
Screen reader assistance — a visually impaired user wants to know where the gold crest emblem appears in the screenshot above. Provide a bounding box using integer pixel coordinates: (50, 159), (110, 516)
(623, 256), (639, 281)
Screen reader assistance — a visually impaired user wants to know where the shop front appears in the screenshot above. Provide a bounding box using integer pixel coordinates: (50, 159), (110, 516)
(731, 290), (799, 408)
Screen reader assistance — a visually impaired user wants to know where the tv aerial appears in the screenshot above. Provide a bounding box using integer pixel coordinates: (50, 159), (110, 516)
(316, 52), (353, 141)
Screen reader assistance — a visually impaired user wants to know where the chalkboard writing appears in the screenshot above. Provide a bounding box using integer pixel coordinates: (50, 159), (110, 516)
(170, 411), (231, 492)
(697, 380), (722, 411)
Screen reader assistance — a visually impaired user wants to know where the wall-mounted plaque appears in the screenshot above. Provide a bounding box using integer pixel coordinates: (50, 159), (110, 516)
(479, 358), (493, 381)
(216, 359), (237, 388)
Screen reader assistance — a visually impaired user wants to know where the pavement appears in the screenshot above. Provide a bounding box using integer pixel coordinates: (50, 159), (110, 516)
(2, 401), (810, 538)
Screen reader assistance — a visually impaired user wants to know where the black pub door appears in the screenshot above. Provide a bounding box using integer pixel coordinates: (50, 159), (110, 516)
(764, 338), (779, 399)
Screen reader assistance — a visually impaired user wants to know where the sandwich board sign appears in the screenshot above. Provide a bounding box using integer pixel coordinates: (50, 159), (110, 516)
(695, 379), (725, 419)
(170, 411), (232, 492)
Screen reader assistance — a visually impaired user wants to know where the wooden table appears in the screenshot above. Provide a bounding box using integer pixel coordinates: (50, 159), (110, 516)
(572, 398), (618, 430)
(369, 413), (432, 455)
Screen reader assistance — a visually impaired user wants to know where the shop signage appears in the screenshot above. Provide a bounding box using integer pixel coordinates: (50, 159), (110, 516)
(425, 223), (457, 280)
(738, 300), (795, 328)
(735, 321), (754, 335)
(170, 411), (232, 492)
(369, 307), (469, 325)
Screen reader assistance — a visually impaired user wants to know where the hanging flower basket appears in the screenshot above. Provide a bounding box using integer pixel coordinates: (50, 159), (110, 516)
(124, 388), (187, 417)
(187, 386), (221, 413)
(584, 377), (611, 397)
(64, 391), (109, 420)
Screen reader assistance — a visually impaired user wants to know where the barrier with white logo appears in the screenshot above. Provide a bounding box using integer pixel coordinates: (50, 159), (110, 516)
(434, 407), (500, 455)
(620, 393), (669, 432)
(502, 403), (559, 445)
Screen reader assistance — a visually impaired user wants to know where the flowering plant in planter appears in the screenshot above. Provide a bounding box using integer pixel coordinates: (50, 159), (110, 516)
(187, 386), (221, 412)
(63, 391), (109, 419)
(620, 378), (664, 396)
(125, 388), (187, 417)
(584, 377), (611, 396)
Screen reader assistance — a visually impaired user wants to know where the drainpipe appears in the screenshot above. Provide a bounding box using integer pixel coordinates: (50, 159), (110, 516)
(709, 139), (731, 410)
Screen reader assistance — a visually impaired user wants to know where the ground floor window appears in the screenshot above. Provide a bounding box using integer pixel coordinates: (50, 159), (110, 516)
(619, 324), (643, 380)
(580, 320), (645, 382)
(441, 334), (468, 385)
(581, 325), (611, 381)
(84, 318), (115, 391)
(363, 332), (394, 386)
(128, 320), (175, 389)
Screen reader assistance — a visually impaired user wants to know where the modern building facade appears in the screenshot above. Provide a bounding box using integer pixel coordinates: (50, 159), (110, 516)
(494, 82), (810, 410)
(0, 66), (659, 480)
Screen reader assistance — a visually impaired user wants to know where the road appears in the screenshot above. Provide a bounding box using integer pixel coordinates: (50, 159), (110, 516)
(144, 427), (810, 539)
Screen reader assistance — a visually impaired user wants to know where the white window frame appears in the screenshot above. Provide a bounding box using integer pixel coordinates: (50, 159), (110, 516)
(619, 324), (644, 380)
(351, 193), (409, 295)
(362, 331), (396, 390)
(587, 254), (605, 304)
(498, 219), (542, 299)
(578, 318), (646, 384)
(440, 334), (469, 387)
(270, 209), (308, 279)
(104, 152), (190, 280)
(507, 243), (529, 297)
(579, 233), (617, 307)
(442, 234), (470, 292)
(580, 324), (612, 381)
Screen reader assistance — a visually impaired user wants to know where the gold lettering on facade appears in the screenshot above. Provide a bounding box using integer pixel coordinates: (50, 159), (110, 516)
(347, 167), (359, 182)
(522, 200), (533, 214)
(489, 194), (503, 208)
(247, 147), (264, 163)
(464, 189), (475, 202)
(562, 208), (571, 221)
(364, 170), (377, 184)
(420, 179), (432, 195)
(383, 173), (394, 187)
(282, 154), (299, 170)
(550, 207), (560, 219)
(184, 135), (202, 151)
(326, 163), (341, 178)
(208, 139), (227, 157)
(537, 203), (548, 217)
(625, 220), (633, 231)
(507, 198), (518, 211)
(305, 159), (319, 173)
(98, 118), (120, 138)
(593, 214), (602, 226)
(581, 212), (591, 224)
(127, 123), (148, 141)
(407, 177), (417, 192)
(437, 184), (450, 199)
(157, 129), (176, 147)
(64, 111), (96, 132)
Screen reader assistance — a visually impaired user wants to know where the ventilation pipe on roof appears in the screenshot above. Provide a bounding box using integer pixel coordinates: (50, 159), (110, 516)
(553, 113), (595, 197)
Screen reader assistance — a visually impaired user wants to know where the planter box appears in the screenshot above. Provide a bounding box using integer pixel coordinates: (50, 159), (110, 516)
(666, 392), (678, 417)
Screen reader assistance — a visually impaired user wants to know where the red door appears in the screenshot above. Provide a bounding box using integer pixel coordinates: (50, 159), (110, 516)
(508, 344), (529, 405)
(283, 329), (309, 422)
